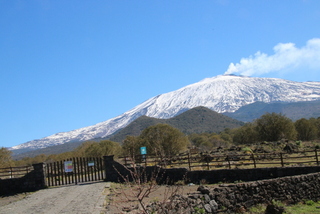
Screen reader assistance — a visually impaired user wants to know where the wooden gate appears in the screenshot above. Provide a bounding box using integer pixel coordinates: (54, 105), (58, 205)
(46, 157), (105, 187)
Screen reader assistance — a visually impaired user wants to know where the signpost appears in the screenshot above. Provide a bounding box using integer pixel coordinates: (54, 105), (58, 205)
(140, 147), (147, 155)
(140, 147), (147, 164)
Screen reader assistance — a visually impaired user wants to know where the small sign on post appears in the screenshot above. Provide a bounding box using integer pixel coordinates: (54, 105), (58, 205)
(64, 161), (73, 173)
(140, 147), (147, 165)
(140, 147), (147, 155)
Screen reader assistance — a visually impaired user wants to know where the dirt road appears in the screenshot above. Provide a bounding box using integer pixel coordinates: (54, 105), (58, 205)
(0, 182), (109, 214)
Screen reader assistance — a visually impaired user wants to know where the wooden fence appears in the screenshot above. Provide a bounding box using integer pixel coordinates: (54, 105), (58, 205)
(46, 157), (104, 187)
(0, 165), (33, 179)
(118, 149), (320, 171)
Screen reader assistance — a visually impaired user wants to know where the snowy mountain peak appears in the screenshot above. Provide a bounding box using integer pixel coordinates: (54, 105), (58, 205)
(11, 75), (320, 151)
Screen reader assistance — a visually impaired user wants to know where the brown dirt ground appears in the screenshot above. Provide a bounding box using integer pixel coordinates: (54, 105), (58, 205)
(105, 183), (201, 213)
(0, 183), (204, 214)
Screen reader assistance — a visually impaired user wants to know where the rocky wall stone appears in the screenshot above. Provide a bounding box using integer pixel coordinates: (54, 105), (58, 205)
(0, 163), (46, 195)
(186, 172), (320, 213)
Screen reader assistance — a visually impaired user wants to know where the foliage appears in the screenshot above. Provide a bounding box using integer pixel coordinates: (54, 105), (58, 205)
(225, 100), (320, 122)
(242, 147), (253, 154)
(248, 200), (320, 214)
(12, 141), (84, 160)
(108, 116), (162, 143)
(122, 135), (141, 157)
(11, 140), (121, 166)
(109, 106), (244, 143)
(255, 112), (297, 141)
(0, 147), (13, 167)
(286, 201), (320, 214)
(219, 129), (233, 143)
(188, 132), (231, 151)
(295, 118), (318, 141)
(193, 207), (206, 214)
(8, 112), (320, 167)
(75, 140), (122, 157)
(233, 123), (259, 144)
(310, 117), (320, 138)
(139, 124), (190, 157)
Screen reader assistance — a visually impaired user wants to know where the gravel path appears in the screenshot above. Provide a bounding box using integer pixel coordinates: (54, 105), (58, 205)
(0, 182), (109, 214)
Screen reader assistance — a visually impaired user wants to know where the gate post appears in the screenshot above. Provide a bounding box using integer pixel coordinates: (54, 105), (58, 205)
(32, 162), (47, 189)
(103, 155), (118, 182)
(103, 155), (130, 182)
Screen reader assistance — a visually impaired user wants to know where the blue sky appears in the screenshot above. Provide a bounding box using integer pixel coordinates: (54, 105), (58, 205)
(1, 0), (320, 148)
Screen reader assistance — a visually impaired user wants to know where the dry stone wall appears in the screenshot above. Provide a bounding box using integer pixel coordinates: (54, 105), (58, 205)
(0, 163), (46, 195)
(185, 172), (320, 212)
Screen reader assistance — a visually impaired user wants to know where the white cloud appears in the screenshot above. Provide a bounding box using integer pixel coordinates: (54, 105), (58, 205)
(225, 38), (320, 77)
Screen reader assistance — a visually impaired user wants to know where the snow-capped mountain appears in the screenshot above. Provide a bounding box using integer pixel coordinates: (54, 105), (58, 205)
(11, 75), (320, 151)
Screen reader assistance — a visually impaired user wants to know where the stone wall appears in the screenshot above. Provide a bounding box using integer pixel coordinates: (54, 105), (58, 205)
(145, 172), (320, 213)
(185, 172), (320, 212)
(105, 156), (320, 212)
(0, 163), (46, 196)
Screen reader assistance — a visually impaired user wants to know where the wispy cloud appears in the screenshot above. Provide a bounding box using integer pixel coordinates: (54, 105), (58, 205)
(225, 38), (320, 76)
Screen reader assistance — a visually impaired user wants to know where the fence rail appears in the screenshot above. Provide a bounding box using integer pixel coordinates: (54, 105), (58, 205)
(118, 149), (320, 171)
(0, 165), (33, 179)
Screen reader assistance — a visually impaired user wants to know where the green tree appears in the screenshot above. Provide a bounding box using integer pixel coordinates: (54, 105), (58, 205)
(188, 133), (209, 148)
(139, 124), (190, 157)
(122, 135), (141, 157)
(233, 123), (259, 144)
(219, 130), (233, 144)
(310, 117), (320, 139)
(74, 141), (96, 157)
(0, 147), (13, 167)
(255, 112), (297, 141)
(295, 118), (318, 141)
(76, 140), (121, 157)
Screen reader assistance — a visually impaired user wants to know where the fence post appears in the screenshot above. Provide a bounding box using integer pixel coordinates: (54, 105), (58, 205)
(251, 154), (256, 168)
(188, 153), (191, 171)
(124, 156), (127, 166)
(226, 156), (231, 169)
(315, 149), (319, 165)
(73, 157), (78, 185)
(145, 154), (147, 167)
(280, 153), (284, 167)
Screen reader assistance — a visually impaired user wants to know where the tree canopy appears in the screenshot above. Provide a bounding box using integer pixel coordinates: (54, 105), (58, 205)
(0, 147), (13, 167)
(233, 123), (259, 144)
(75, 140), (121, 157)
(255, 113), (297, 141)
(295, 118), (318, 141)
(139, 124), (190, 157)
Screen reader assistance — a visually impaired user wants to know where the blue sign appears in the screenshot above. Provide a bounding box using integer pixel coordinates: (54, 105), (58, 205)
(140, 147), (147, 155)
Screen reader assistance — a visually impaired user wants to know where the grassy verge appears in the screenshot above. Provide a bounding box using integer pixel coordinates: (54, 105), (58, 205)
(247, 200), (320, 214)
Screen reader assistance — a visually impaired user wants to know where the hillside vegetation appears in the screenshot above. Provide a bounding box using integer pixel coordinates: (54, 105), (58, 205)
(108, 106), (244, 143)
(225, 100), (320, 122)
(2, 111), (320, 168)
